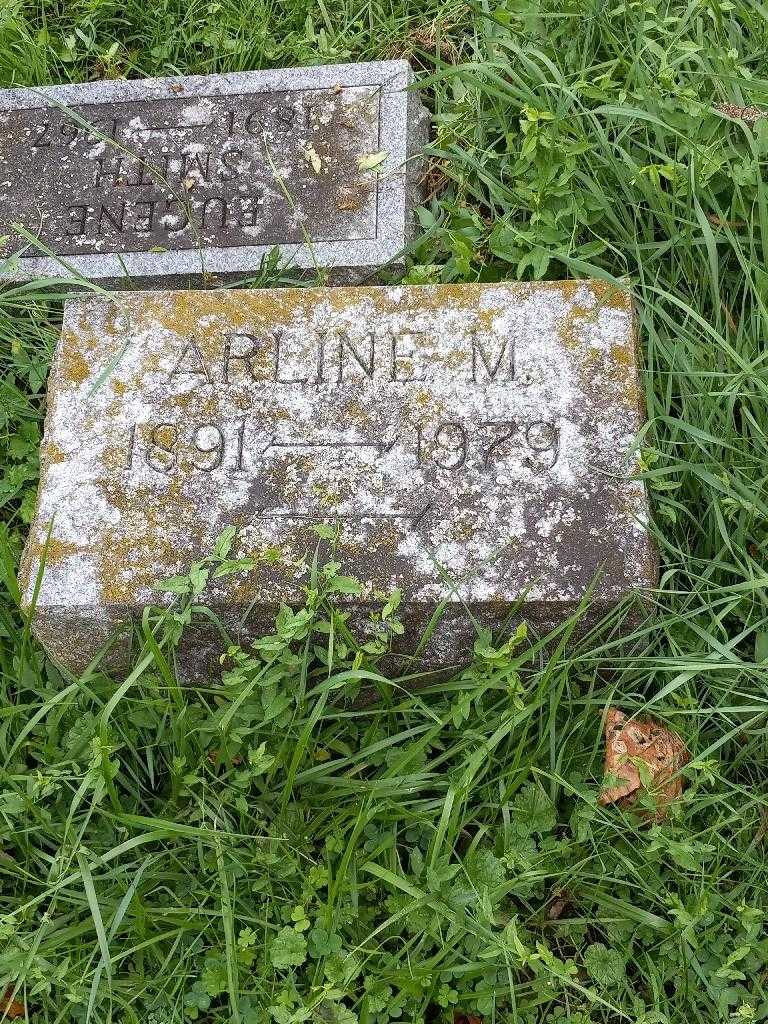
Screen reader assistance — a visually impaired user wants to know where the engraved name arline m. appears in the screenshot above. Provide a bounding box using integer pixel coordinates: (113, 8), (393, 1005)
(167, 328), (517, 386)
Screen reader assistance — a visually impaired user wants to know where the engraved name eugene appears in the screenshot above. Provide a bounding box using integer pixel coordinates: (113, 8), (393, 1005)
(122, 327), (561, 477)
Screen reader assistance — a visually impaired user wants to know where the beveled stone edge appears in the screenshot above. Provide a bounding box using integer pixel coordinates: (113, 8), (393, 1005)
(0, 59), (413, 109)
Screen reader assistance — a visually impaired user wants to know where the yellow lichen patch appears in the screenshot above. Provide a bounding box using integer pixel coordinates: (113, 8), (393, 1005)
(364, 521), (402, 556)
(139, 290), (285, 347)
(443, 348), (467, 371)
(229, 390), (259, 414)
(452, 519), (477, 543)
(412, 389), (434, 408)
(169, 390), (220, 419)
(335, 185), (371, 212)
(570, 302), (600, 324)
(21, 533), (80, 571)
(68, 312), (107, 363)
(610, 339), (635, 370)
(96, 467), (201, 603)
(591, 280), (632, 311)
(342, 397), (374, 429)
(140, 349), (164, 378)
(102, 442), (129, 473)
(556, 311), (585, 352)
(134, 282), (544, 342)
(226, 570), (269, 606)
(45, 442), (67, 465)
(474, 307), (498, 332)
(609, 339), (642, 406)
(312, 483), (344, 508)
(45, 537), (80, 564)
(558, 296), (607, 355)
(403, 392), (447, 424)
(60, 347), (91, 386)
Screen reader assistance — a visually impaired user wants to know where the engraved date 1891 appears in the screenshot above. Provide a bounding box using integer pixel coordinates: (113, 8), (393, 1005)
(124, 417), (561, 475)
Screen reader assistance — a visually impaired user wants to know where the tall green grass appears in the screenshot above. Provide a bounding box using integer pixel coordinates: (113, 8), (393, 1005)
(1, 0), (768, 1022)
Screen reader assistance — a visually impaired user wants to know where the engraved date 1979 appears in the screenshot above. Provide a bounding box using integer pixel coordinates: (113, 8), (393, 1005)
(123, 417), (561, 475)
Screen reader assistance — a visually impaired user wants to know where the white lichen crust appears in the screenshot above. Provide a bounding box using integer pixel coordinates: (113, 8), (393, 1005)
(21, 281), (657, 675)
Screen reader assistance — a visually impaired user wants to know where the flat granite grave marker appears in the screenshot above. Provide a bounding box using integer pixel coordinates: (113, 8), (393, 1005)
(20, 281), (657, 677)
(0, 61), (427, 285)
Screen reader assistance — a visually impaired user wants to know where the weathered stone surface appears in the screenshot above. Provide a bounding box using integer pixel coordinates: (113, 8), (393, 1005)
(20, 281), (657, 677)
(0, 61), (426, 285)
